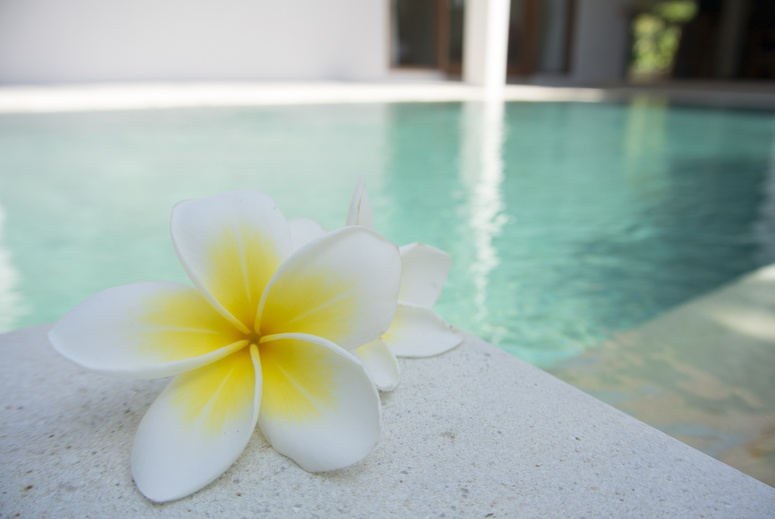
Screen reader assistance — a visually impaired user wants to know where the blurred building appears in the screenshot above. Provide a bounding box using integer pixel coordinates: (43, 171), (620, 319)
(0, 0), (772, 85)
(395, 0), (775, 85)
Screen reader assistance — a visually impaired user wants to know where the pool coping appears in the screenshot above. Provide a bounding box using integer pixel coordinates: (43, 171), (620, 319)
(1, 80), (775, 113)
(1, 324), (773, 517)
(549, 264), (775, 488)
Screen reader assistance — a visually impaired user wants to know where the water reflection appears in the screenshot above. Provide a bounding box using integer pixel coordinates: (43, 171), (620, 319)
(459, 100), (507, 334)
(753, 121), (775, 265)
(0, 204), (26, 332)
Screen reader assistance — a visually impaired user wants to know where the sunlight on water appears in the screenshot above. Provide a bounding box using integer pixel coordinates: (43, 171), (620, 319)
(460, 101), (507, 337)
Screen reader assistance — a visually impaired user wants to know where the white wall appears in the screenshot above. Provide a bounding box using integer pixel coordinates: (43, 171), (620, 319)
(0, 0), (389, 84)
(570, 0), (630, 85)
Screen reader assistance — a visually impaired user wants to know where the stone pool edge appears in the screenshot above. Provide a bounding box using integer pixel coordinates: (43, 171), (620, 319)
(0, 324), (773, 518)
(2, 81), (775, 114)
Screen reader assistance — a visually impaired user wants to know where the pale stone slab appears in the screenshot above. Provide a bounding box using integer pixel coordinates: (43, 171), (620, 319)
(1, 324), (774, 518)
(550, 265), (775, 486)
(0, 81), (774, 114)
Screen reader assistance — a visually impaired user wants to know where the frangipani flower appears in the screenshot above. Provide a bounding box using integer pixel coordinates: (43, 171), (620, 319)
(348, 177), (462, 390)
(49, 191), (401, 502)
(287, 178), (462, 391)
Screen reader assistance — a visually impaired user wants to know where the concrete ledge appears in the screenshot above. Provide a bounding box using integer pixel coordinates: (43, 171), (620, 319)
(1, 325), (773, 517)
(0, 82), (608, 113)
(0, 81), (774, 114)
(550, 264), (775, 487)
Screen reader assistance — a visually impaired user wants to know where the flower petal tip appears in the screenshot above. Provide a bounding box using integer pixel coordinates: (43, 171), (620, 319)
(346, 174), (374, 228)
(355, 339), (401, 392)
(383, 305), (463, 358)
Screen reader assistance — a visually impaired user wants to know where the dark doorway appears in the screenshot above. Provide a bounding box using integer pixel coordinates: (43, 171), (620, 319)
(390, 0), (463, 75)
(391, 0), (575, 79)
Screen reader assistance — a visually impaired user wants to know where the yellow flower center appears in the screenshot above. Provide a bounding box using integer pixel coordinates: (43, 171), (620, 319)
(245, 330), (262, 346)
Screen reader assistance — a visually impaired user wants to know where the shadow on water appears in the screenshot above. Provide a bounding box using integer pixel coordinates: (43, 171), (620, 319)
(571, 155), (773, 344)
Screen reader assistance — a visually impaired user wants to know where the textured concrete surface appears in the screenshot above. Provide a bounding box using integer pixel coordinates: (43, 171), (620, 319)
(1, 325), (774, 518)
(551, 265), (775, 487)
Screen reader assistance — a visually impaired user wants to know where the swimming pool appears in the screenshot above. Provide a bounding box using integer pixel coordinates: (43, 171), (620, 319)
(1, 100), (774, 366)
(3, 98), (775, 483)
(6, 99), (775, 366)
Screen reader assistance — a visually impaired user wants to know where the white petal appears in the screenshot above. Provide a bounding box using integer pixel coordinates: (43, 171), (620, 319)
(257, 333), (380, 472)
(354, 339), (400, 391)
(345, 174), (374, 228)
(171, 190), (293, 332)
(132, 345), (261, 502)
(382, 303), (463, 357)
(288, 217), (327, 251)
(258, 226), (400, 351)
(398, 243), (451, 307)
(49, 281), (247, 379)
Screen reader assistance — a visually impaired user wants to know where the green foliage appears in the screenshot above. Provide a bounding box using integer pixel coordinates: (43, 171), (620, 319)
(630, 1), (697, 78)
(654, 1), (698, 23)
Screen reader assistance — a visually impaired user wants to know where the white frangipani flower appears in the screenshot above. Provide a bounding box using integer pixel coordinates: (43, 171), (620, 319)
(49, 191), (401, 503)
(245, 178), (462, 391)
(348, 176), (463, 390)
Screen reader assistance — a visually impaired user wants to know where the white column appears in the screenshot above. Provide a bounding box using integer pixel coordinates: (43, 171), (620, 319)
(463, 0), (511, 91)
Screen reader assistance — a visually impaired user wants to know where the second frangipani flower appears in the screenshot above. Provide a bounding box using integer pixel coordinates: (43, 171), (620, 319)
(290, 177), (463, 390)
(348, 177), (463, 390)
(49, 191), (401, 503)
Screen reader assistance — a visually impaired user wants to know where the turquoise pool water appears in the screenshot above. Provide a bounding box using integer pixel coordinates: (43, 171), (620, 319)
(0, 100), (774, 367)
